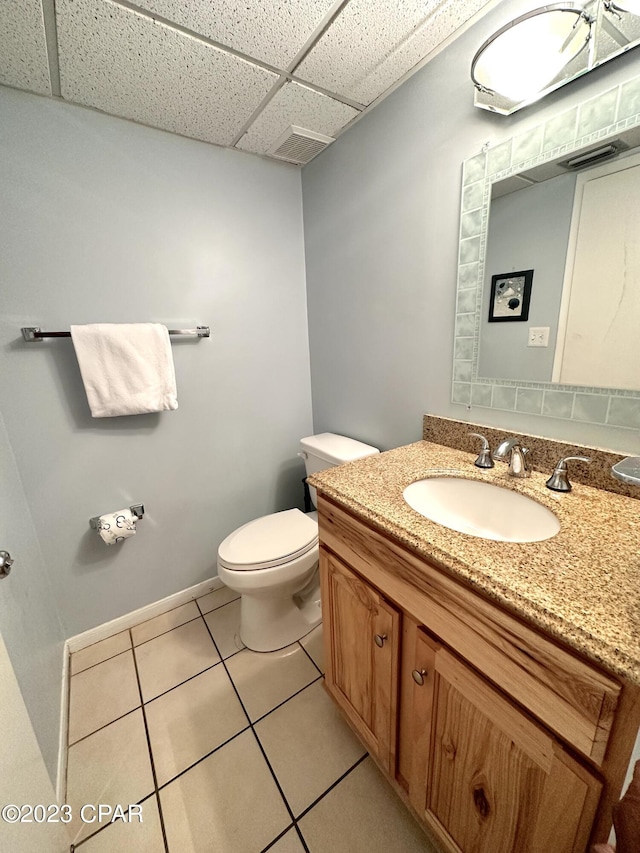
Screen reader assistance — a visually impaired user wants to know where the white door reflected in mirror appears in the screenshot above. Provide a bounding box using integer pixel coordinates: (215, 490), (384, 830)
(553, 155), (640, 391)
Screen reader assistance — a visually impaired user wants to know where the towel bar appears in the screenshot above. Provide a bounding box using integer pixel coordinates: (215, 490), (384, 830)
(89, 504), (145, 529)
(22, 326), (210, 342)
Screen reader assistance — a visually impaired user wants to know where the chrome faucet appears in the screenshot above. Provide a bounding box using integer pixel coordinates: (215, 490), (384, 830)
(493, 437), (530, 478)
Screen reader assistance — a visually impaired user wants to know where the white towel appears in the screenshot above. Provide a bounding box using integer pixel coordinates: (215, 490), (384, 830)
(70, 323), (178, 418)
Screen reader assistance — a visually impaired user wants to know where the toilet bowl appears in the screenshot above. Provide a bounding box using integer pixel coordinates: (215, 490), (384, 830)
(217, 433), (379, 653)
(217, 509), (320, 652)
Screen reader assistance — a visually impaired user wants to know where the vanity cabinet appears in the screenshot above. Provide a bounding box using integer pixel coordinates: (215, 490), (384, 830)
(320, 550), (400, 773)
(317, 494), (639, 853)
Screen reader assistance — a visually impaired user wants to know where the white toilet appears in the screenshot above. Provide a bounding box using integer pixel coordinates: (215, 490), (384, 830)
(217, 433), (380, 652)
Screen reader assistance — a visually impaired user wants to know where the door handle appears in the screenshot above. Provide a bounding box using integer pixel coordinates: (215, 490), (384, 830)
(0, 551), (14, 579)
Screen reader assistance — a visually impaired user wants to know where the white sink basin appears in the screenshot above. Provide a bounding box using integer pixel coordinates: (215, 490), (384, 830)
(403, 477), (560, 543)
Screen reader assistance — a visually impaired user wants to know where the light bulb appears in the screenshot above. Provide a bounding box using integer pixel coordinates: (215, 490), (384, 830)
(472, 8), (592, 103)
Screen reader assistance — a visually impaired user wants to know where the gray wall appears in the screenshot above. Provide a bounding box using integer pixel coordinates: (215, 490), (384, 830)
(302, 2), (640, 454)
(0, 86), (313, 638)
(479, 173), (576, 382)
(0, 412), (65, 781)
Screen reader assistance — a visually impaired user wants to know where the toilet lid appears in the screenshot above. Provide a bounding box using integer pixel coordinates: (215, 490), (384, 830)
(218, 509), (318, 570)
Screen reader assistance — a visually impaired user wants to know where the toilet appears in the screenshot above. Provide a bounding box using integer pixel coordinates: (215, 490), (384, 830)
(217, 433), (380, 652)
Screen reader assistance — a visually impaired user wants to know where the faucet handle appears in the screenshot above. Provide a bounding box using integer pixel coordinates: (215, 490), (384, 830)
(546, 456), (591, 492)
(468, 433), (494, 469)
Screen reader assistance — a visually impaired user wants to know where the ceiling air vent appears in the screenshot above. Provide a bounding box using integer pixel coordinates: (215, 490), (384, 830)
(559, 140), (629, 170)
(267, 126), (335, 165)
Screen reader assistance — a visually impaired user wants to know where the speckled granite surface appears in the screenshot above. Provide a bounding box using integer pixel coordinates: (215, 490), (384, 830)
(309, 440), (640, 684)
(423, 414), (640, 499)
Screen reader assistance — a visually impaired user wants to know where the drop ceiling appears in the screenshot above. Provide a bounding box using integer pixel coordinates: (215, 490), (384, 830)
(1, 0), (497, 165)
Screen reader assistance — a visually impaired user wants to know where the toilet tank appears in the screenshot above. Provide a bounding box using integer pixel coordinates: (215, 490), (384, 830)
(299, 433), (380, 507)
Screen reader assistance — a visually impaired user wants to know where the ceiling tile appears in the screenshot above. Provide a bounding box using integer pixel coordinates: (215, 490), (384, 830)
(0, 0), (51, 95)
(296, 0), (492, 105)
(236, 81), (359, 156)
(135, 0), (340, 69)
(56, 0), (279, 147)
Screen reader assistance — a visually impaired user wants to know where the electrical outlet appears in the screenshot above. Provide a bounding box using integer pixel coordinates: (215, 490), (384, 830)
(528, 326), (550, 347)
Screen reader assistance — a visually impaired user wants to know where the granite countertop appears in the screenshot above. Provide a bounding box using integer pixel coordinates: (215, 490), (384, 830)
(308, 440), (640, 685)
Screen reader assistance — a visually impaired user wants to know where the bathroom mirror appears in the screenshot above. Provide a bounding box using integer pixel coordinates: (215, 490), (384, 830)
(480, 142), (640, 390)
(452, 74), (640, 429)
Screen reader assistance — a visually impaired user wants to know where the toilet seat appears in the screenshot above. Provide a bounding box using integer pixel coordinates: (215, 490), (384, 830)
(217, 509), (318, 571)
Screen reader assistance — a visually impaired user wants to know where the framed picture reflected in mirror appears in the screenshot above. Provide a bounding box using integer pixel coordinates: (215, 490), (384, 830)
(488, 269), (533, 322)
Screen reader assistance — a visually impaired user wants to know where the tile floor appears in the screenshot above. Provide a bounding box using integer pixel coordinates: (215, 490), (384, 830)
(66, 586), (439, 852)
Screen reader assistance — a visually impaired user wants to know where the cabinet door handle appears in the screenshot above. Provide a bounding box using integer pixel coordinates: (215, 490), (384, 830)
(374, 633), (387, 648)
(412, 669), (428, 686)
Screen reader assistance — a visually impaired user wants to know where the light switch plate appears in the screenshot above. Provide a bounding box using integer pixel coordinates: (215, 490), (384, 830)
(528, 326), (550, 347)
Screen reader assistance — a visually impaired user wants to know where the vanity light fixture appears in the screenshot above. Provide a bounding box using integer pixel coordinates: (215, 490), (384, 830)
(474, 0), (640, 114)
(471, 5), (593, 104)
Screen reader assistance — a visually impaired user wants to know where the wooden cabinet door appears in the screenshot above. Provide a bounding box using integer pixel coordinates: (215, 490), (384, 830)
(405, 627), (440, 812)
(320, 547), (400, 772)
(419, 647), (602, 853)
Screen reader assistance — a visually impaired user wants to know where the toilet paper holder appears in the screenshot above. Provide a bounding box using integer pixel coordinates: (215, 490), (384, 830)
(89, 504), (145, 529)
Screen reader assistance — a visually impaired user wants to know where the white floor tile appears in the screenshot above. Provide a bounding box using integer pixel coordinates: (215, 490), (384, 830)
(131, 601), (201, 646)
(76, 795), (164, 852)
(203, 599), (245, 658)
(66, 710), (154, 845)
(146, 665), (248, 787)
(135, 618), (220, 702)
(197, 585), (239, 615)
(71, 630), (131, 675)
(225, 643), (320, 722)
(160, 729), (290, 853)
(255, 680), (366, 816)
(300, 624), (324, 673)
(65, 597), (440, 853)
(298, 757), (436, 853)
(68, 650), (140, 744)
(268, 828), (306, 853)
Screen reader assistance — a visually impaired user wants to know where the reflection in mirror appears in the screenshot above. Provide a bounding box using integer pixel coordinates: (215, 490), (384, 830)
(453, 73), (640, 429)
(479, 135), (640, 392)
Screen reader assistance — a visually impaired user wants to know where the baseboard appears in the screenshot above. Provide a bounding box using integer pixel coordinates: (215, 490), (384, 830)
(66, 576), (223, 653)
(56, 645), (69, 804)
